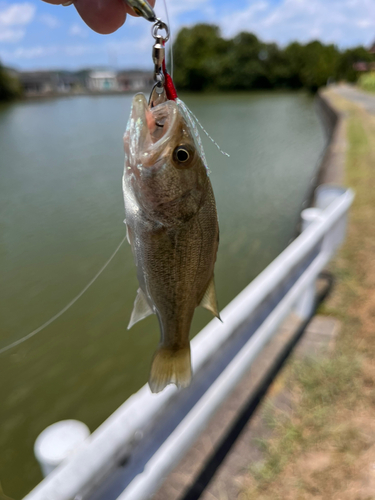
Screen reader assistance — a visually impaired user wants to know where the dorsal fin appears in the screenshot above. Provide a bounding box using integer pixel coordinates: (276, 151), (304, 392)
(199, 275), (222, 321)
(128, 288), (154, 329)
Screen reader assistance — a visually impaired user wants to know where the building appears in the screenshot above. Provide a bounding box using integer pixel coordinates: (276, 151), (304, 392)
(117, 70), (154, 92)
(55, 71), (81, 92)
(86, 71), (119, 91)
(18, 71), (81, 95)
(18, 71), (58, 95)
(15, 68), (154, 96)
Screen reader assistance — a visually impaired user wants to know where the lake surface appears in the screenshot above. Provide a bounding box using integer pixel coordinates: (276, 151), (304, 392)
(0, 92), (325, 498)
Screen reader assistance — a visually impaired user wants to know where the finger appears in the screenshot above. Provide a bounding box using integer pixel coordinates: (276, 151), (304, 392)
(42, 0), (144, 18)
(74, 0), (128, 35)
(41, 0), (66, 4)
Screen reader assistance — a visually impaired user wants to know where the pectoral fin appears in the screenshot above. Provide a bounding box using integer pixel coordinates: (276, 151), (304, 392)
(0, 481), (13, 500)
(128, 288), (154, 329)
(200, 275), (222, 321)
(125, 223), (132, 245)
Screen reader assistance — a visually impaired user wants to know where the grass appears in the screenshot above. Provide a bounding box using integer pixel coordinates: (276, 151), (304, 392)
(358, 72), (375, 93)
(242, 90), (375, 500)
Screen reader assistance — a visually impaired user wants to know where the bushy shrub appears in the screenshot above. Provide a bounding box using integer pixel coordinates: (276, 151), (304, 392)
(0, 64), (22, 101)
(173, 25), (375, 92)
(358, 72), (375, 92)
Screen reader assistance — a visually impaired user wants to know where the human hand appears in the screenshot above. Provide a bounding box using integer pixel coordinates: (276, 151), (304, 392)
(42, 0), (156, 35)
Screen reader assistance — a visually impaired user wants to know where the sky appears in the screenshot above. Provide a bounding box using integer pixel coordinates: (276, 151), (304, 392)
(0, 0), (375, 71)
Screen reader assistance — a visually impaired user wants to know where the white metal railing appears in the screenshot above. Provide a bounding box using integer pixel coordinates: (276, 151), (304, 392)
(24, 187), (354, 500)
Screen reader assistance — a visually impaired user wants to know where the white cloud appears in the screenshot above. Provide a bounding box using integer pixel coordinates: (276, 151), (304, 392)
(217, 0), (375, 48)
(0, 2), (35, 43)
(0, 28), (25, 43)
(1, 43), (99, 60)
(0, 2), (35, 26)
(10, 45), (57, 59)
(69, 23), (88, 38)
(152, 0), (212, 30)
(39, 13), (60, 29)
(166, 0), (210, 16)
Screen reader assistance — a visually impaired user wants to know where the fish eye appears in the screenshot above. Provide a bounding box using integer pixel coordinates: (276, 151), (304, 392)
(173, 145), (194, 167)
(177, 148), (189, 162)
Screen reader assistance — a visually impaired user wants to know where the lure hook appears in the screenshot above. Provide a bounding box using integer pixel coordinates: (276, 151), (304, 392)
(149, 29), (167, 106)
(151, 18), (169, 89)
(149, 17), (177, 105)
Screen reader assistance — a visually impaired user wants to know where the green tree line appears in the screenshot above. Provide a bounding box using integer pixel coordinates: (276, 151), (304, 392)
(173, 24), (374, 92)
(1, 24), (373, 100)
(0, 63), (22, 101)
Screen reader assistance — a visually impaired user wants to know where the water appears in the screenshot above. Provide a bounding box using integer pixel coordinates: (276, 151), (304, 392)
(0, 92), (325, 498)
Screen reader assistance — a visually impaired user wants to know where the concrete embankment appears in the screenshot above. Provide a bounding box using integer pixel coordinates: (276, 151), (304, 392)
(234, 85), (375, 500)
(315, 89), (346, 185)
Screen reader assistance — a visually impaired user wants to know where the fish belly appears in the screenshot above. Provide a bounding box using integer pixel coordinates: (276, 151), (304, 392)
(130, 182), (219, 392)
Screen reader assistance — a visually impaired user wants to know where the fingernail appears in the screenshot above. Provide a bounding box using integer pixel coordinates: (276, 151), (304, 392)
(62, 1), (74, 6)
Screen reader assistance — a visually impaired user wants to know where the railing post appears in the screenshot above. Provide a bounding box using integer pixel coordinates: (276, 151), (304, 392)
(34, 420), (90, 477)
(315, 184), (348, 253)
(315, 184), (346, 209)
(293, 207), (323, 319)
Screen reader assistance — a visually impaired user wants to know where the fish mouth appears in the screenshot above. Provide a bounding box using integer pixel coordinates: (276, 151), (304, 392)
(127, 93), (178, 164)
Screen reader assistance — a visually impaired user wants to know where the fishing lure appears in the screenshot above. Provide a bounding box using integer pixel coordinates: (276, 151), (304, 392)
(125, 0), (157, 22)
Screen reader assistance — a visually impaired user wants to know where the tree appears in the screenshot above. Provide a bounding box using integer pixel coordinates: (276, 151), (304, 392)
(301, 41), (340, 91)
(0, 63), (22, 101)
(284, 41), (340, 91)
(172, 25), (370, 93)
(261, 42), (295, 89)
(173, 24), (229, 91)
(337, 47), (375, 82)
(219, 32), (269, 90)
(283, 42), (305, 88)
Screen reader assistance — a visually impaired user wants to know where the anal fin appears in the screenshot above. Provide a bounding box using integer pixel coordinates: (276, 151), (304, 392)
(128, 288), (154, 329)
(200, 275), (222, 321)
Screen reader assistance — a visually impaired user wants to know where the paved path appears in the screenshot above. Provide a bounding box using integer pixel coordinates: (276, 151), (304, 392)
(153, 314), (339, 500)
(333, 84), (375, 115)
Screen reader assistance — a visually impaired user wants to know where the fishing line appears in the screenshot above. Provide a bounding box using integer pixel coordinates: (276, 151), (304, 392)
(176, 97), (209, 170)
(182, 102), (230, 158)
(176, 98), (230, 164)
(0, 237), (126, 356)
(162, 0), (173, 79)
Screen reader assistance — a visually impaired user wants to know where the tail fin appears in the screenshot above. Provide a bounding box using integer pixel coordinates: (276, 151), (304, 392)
(149, 345), (191, 393)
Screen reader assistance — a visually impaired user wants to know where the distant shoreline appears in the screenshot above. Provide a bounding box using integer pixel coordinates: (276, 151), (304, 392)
(0, 87), (314, 104)
(21, 87), (312, 100)
(21, 89), (148, 100)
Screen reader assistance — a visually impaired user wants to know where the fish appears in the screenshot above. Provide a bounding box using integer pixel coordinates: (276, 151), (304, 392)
(0, 482), (13, 500)
(123, 93), (220, 393)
